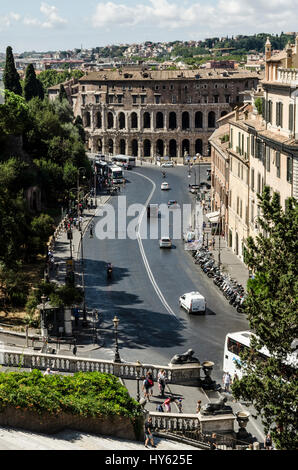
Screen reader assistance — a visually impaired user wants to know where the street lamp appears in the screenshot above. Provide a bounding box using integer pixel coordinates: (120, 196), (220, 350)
(113, 315), (121, 363)
(135, 360), (142, 402)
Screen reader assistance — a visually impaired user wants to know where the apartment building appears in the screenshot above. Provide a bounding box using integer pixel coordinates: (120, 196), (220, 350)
(209, 37), (298, 261)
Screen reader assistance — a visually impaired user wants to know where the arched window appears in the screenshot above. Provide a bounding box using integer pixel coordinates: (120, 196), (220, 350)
(169, 139), (177, 158)
(119, 139), (126, 154)
(195, 111), (203, 128)
(96, 112), (102, 128)
(108, 139), (114, 154)
(195, 139), (203, 155)
(131, 112), (138, 129)
(156, 112), (164, 129)
(97, 138), (102, 152)
(156, 139), (164, 157)
(131, 139), (138, 156)
(107, 112), (114, 129)
(144, 139), (151, 157)
(182, 139), (190, 156)
(119, 112), (125, 129)
(84, 112), (91, 127)
(182, 111), (190, 130)
(143, 112), (151, 128)
(169, 112), (177, 130)
(208, 111), (216, 128)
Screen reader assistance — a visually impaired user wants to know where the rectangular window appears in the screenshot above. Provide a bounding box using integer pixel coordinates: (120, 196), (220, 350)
(214, 95), (219, 103)
(225, 95), (230, 103)
(276, 151), (280, 178)
(108, 95), (114, 103)
(237, 196), (239, 215)
(95, 95), (100, 104)
(172, 95), (177, 104)
(266, 147), (270, 172)
(251, 136), (255, 157)
(132, 95), (137, 104)
(240, 199), (243, 218)
(251, 168), (255, 191)
(155, 95), (161, 104)
(287, 156), (293, 183)
(251, 202), (254, 223)
(82, 95), (86, 105)
(141, 95), (146, 104)
(238, 162), (241, 177)
(289, 103), (294, 132)
(117, 95), (122, 104)
(268, 100), (272, 124)
(257, 173), (261, 193)
(230, 128), (233, 148)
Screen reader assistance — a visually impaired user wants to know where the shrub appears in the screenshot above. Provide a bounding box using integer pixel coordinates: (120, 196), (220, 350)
(0, 370), (142, 418)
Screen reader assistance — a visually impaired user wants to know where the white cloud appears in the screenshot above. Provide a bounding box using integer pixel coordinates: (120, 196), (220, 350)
(0, 12), (21, 31)
(91, 0), (298, 34)
(22, 3), (67, 29)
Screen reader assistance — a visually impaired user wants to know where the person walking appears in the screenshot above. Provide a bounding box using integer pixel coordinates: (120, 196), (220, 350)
(223, 372), (231, 393)
(264, 433), (272, 450)
(144, 417), (156, 448)
(176, 398), (183, 413)
(157, 369), (166, 397)
(196, 400), (202, 414)
(163, 397), (174, 412)
(147, 371), (154, 397)
(142, 375), (152, 401)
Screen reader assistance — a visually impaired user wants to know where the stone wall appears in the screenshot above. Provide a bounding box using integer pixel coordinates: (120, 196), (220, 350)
(0, 407), (144, 441)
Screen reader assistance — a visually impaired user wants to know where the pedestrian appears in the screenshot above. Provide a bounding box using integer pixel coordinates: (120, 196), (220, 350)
(212, 236), (215, 249)
(209, 432), (217, 450)
(142, 375), (152, 401)
(223, 372), (231, 393)
(196, 400), (202, 413)
(157, 369), (167, 397)
(72, 343), (77, 356)
(163, 397), (174, 412)
(144, 417), (156, 448)
(145, 371), (154, 397)
(176, 397), (183, 413)
(264, 433), (272, 450)
(233, 372), (239, 383)
(43, 368), (53, 376)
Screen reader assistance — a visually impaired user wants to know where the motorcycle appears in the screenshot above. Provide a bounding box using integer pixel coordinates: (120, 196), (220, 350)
(107, 263), (113, 280)
(162, 172), (166, 178)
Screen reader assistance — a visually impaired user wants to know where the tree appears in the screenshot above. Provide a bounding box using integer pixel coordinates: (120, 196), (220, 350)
(232, 187), (298, 450)
(24, 64), (44, 101)
(3, 46), (22, 96)
(58, 84), (68, 102)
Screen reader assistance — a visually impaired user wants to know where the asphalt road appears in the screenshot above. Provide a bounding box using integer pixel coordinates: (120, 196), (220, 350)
(82, 164), (249, 382)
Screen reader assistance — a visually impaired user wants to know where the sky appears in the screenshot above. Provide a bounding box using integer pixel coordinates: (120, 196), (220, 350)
(1, 0), (298, 53)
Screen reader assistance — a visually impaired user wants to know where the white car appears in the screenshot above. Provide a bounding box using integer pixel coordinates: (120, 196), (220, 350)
(161, 182), (170, 190)
(179, 291), (206, 314)
(161, 161), (174, 167)
(159, 237), (172, 248)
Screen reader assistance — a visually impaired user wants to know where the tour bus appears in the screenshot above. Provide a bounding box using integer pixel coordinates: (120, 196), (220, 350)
(95, 160), (108, 177)
(223, 330), (297, 380)
(111, 155), (136, 168)
(108, 164), (124, 184)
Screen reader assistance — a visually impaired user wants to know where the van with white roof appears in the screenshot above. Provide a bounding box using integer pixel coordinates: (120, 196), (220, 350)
(179, 291), (206, 314)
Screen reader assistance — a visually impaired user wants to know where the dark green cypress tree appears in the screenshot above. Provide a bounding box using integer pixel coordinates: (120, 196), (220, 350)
(58, 84), (68, 102)
(3, 46), (22, 96)
(24, 64), (40, 101)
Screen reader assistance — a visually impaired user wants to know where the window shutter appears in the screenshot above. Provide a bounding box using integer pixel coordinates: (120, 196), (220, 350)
(289, 103), (294, 132)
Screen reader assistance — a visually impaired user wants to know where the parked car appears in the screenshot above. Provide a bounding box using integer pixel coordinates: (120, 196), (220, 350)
(161, 182), (170, 190)
(161, 161), (174, 167)
(159, 237), (172, 248)
(179, 291), (206, 314)
(189, 184), (200, 193)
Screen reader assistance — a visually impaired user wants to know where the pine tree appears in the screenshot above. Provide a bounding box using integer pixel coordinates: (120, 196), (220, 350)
(58, 84), (68, 102)
(24, 64), (43, 102)
(3, 46), (22, 96)
(232, 186), (298, 450)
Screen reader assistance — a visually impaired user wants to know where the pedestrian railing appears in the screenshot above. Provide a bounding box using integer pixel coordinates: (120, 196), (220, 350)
(149, 412), (200, 433)
(0, 349), (201, 386)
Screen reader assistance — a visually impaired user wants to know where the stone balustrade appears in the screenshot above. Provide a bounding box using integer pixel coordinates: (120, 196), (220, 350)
(149, 412), (200, 433)
(0, 349), (202, 386)
(277, 67), (298, 85)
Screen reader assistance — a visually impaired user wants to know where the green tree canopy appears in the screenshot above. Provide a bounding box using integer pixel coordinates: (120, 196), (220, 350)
(24, 64), (44, 101)
(3, 46), (22, 96)
(232, 187), (298, 450)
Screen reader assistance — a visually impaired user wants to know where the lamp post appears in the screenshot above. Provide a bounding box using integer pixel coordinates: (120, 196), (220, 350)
(113, 315), (121, 363)
(41, 294), (47, 340)
(135, 360), (142, 402)
(77, 167), (87, 231)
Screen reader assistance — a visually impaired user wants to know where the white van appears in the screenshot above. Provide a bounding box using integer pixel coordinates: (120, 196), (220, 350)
(179, 291), (206, 314)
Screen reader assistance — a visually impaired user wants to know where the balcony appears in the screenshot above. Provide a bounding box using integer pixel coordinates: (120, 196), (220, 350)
(277, 68), (298, 86)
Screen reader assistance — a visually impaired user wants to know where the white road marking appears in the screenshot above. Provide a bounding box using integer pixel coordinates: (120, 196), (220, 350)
(134, 171), (180, 323)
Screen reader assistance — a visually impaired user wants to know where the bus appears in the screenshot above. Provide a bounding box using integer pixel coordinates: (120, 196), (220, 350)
(223, 330), (297, 380)
(108, 164), (123, 184)
(111, 155), (136, 168)
(95, 160), (108, 177)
